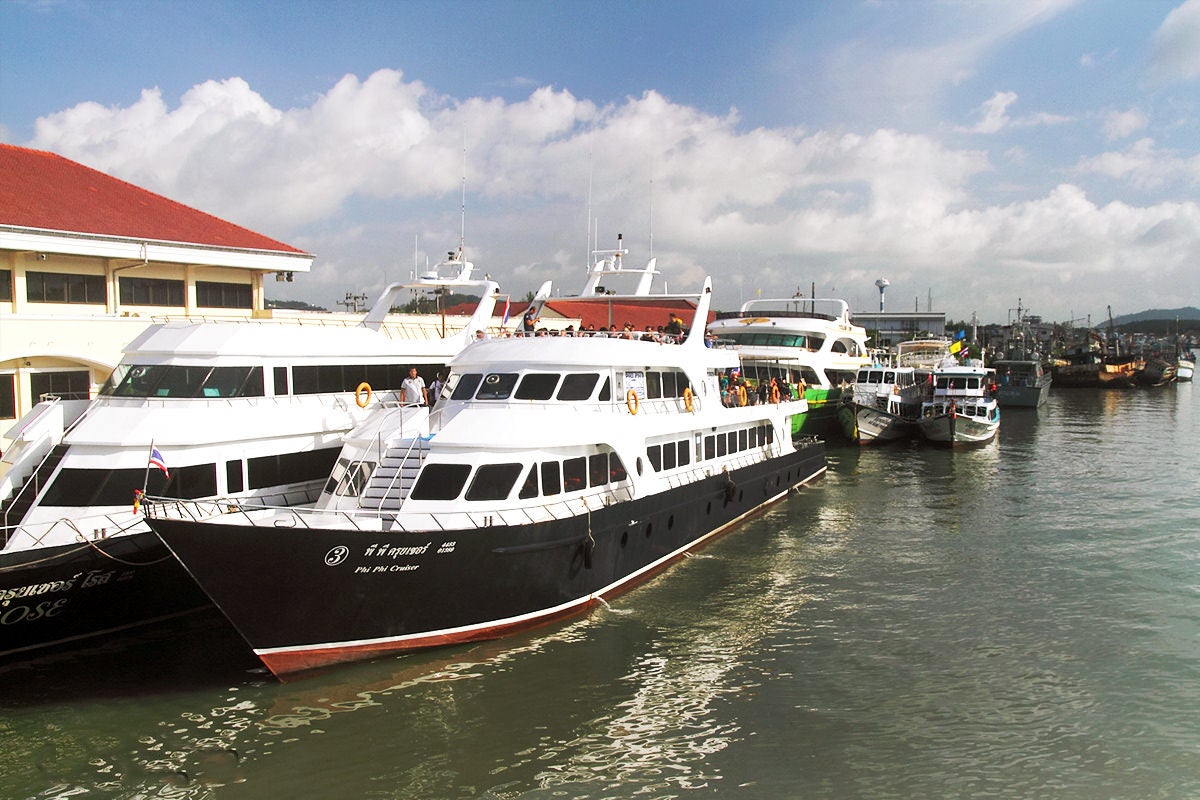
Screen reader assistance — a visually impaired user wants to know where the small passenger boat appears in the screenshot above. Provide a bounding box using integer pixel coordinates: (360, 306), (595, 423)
(917, 360), (1000, 445)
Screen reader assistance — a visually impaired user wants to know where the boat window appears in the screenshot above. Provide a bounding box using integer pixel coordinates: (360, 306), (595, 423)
(41, 462), (218, 506)
(676, 440), (690, 467)
(884, 371), (895, 384)
(540, 461), (561, 496)
(661, 441), (677, 470)
(646, 444), (662, 472)
(645, 371), (662, 400)
(514, 373), (559, 400)
(739, 429), (749, 451)
(518, 464), (539, 499)
(704, 435), (716, 460)
(226, 459), (244, 493)
(598, 377), (612, 401)
(451, 373), (484, 400)
(465, 463), (523, 501)
(589, 453), (609, 486)
(106, 364), (168, 397)
(273, 366), (289, 396)
(727, 431), (738, 453)
(325, 457), (376, 497)
(609, 453), (627, 482)
(151, 365), (211, 397)
(662, 371), (680, 398)
(750, 427), (759, 448)
(411, 463), (471, 501)
(476, 373), (519, 400)
(563, 457), (587, 493)
(558, 373), (600, 401)
(203, 366), (263, 398)
(247, 447), (340, 491)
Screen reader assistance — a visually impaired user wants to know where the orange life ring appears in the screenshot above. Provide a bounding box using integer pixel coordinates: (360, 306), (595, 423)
(770, 385), (781, 404)
(626, 389), (639, 415)
(355, 382), (372, 408)
(683, 387), (695, 413)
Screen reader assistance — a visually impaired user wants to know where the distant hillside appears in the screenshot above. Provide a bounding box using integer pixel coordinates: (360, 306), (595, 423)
(1109, 307), (1200, 326)
(267, 299), (328, 312)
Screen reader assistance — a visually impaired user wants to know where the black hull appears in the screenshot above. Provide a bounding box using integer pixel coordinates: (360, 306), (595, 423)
(149, 442), (827, 678)
(0, 531), (211, 659)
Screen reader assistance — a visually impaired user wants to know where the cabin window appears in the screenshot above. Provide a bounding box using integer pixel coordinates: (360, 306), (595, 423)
(515, 373), (559, 400)
(589, 453), (609, 486)
(325, 457), (376, 497)
(247, 447), (339, 490)
(646, 444), (662, 472)
(598, 377), (612, 401)
(738, 429), (749, 451)
(0, 269), (11, 302)
(704, 435), (716, 460)
(226, 459), (244, 493)
(41, 462), (218, 506)
(749, 427), (759, 448)
(558, 373), (600, 401)
(661, 441), (677, 470)
(610, 453), (628, 482)
(563, 457), (587, 493)
(450, 373), (484, 400)
(675, 440), (690, 467)
(475, 373), (519, 400)
(465, 463), (523, 501)
(518, 464), (539, 499)
(645, 371), (662, 400)
(540, 461), (561, 496)
(411, 463), (471, 501)
(273, 367), (289, 396)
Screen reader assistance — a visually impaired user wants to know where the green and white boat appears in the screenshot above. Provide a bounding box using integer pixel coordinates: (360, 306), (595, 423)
(708, 296), (871, 439)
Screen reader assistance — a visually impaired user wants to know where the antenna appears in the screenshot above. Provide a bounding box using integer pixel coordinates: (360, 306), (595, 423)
(649, 177), (655, 258)
(459, 133), (467, 259)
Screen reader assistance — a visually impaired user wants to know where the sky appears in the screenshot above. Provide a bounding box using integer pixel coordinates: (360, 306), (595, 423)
(3, 0), (1200, 325)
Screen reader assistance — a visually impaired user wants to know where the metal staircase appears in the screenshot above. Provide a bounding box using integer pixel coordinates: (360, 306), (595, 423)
(0, 443), (68, 539)
(357, 438), (432, 512)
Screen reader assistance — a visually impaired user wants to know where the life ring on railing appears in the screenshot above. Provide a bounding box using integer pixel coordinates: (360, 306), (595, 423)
(626, 389), (639, 415)
(770, 385), (781, 404)
(683, 387), (695, 413)
(355, 381), (372, 408)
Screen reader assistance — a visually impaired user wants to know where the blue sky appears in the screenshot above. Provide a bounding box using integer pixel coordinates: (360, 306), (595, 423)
(4, 0), (1200, 323)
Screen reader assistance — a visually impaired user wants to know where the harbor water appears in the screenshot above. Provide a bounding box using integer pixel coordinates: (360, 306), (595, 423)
(3, 385), (1198, 799)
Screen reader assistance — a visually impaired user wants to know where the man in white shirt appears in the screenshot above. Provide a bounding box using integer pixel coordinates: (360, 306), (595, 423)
(401, 367), (427, 406)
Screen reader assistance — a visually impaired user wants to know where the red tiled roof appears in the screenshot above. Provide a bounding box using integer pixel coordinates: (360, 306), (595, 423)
(0, 143), (307, 254)
(445, 296), (713, 331)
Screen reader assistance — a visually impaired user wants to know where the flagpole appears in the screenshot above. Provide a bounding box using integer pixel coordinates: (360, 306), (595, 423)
(142, 438), (154, 496)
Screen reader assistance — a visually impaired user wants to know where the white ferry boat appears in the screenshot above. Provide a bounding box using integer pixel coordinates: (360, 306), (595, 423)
(706, 296), (871, 438)
(837, 363), (927, 444)
(145, 276), (827, 678)
(916, 360), (1000, 445)
(0, 255), (507, 659)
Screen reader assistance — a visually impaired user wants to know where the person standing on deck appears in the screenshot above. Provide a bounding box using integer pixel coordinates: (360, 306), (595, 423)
(402, 367), (428, 407)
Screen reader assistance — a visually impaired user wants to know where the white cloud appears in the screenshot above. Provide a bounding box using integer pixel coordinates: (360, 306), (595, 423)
(1149, 0), (1200, 84)
(26, 70), (1200, 322)
(1077, 138), (1200, 190)
(1103, 109), (1149, 141)
(959, 91), (1072, 134)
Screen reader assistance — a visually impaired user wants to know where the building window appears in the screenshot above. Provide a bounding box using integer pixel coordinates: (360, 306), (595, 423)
(196, 281), (252, 309)
(0, 269), (11, 302)
(26, 271), (107, 304)
(119, 276), (184, 307)
(0, 373), (15, 420)
(30, 370), (91, 401)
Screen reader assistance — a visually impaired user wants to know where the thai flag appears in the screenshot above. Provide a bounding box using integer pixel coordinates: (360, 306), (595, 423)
(501, 298), (511, 327)
(148, 446), (170, 479)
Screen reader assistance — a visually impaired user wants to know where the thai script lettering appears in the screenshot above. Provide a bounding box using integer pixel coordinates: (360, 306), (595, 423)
(363, 543), (433, 559)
